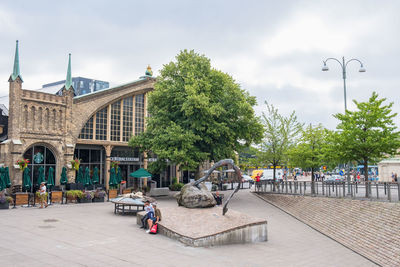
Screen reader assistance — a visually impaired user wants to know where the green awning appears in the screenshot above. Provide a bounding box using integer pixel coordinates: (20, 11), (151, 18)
(23, 167), (32, 191)
(4, 167), (11, 188)
(92, 166), (99, 184)
(37, 166), (46, 185)
(84, 167), (92, 186)
(60, 167), (68, 185)
(47, 167), (55, 187)
(129, 168), (152, 178)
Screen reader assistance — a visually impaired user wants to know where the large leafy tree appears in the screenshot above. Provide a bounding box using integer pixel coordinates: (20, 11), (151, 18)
(257, 102), (302, 184)
(288, 124), (327, 194)
(129, 50), (263, 177)
(332, 92), (400, 197)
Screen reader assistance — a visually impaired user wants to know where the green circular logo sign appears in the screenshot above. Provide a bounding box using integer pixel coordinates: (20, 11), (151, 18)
(33, 152), (44, 164)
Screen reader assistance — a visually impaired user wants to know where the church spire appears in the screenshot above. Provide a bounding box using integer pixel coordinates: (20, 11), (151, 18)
(10, 40), (23, 82)
(65, 53), (72, 90)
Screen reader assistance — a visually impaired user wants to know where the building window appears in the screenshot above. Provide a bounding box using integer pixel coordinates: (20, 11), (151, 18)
(135, 94), (144, 135)
(79, 117), (93, 139)
(23, 145), (56, 192)
(96, 107), (108, 140)
(123, 96), (133, 141)
(111, 101), (121, 141)
(74, 147), (104, 184)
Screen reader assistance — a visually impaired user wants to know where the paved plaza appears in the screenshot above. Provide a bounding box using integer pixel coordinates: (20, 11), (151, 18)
(0, 190), (375, 267)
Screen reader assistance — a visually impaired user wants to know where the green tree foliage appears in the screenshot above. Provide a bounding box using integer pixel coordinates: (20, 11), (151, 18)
(258, 102), (302, 183)
(288, 124), (327, 194)
(238, 146), (260, 171)
(332, 92), (400, 197)
(129, 50), (263, 172)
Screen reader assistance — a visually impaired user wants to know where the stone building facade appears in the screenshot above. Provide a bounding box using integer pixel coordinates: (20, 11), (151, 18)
(0, 41), (157, 190)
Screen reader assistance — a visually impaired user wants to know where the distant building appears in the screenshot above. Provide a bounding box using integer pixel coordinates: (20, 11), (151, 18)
(1, 42), (169, 191)
(42, 77), (109, 96)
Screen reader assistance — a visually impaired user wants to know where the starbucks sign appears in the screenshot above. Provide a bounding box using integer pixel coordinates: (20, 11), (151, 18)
(33, 152), (44, 164)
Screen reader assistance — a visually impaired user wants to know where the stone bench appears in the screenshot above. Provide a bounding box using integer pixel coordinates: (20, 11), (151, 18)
(149, 187), (170, 197)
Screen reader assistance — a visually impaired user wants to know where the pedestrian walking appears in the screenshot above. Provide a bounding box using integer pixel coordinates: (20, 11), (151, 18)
(39, 182), (48, 208)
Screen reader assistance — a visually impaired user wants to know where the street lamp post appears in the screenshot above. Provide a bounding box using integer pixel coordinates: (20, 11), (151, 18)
(322, 56), (366, 194)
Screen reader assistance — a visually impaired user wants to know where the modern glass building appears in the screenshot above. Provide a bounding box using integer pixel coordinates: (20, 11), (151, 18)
(42, 77), (109, 96)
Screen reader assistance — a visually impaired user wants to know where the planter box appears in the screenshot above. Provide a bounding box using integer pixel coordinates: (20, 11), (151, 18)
(108, 189), (118, 199)
(51, 191), (63, 203)
(93, 197), (105, 202)
(66, 195), (77, 203)
(122, 189), (131, 194)
(222, 184), (230, 191)
(78, 198), (92, 203)
(15, 193), (29, 205)
(0, 202), (9, 209)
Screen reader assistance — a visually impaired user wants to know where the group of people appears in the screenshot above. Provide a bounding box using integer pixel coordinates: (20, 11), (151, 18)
(140, 200), (162, 233)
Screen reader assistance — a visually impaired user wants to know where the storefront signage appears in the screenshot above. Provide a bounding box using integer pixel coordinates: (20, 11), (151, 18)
(34, 152), (44, 164)
(110, 157), (139, 162)
(148, 158), (157, 162)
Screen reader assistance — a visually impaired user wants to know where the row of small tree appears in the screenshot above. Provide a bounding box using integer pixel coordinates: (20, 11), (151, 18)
(254, 92), (400, 197)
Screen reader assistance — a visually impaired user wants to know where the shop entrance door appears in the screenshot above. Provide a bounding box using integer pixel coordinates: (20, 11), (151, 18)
(119, 165), (129, 183)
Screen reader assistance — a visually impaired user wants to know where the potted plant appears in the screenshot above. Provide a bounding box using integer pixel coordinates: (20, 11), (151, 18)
(35, 191), (48, 203)
(66, 190), (83, 203)
(78, 191), (93, 203)
(16, 158), (30, 171)
(0, 193), (13, 209)
(93, 189), (106, 202)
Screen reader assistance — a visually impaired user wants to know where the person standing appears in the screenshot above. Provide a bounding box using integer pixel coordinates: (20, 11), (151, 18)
(39, 182), (48, 208)
(120, 180), (126, 195)
(214, 191), (222, 206)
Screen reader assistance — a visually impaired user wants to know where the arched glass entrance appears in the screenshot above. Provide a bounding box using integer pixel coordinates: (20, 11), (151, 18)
(23, 145), (56, 192)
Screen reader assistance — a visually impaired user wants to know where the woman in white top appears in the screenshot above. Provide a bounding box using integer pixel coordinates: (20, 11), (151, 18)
(39, 182), (48, 208)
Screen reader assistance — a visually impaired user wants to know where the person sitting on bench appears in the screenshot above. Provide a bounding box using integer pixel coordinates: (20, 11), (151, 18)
(140, 200), (154, 229)
(146, 203), (162, 233)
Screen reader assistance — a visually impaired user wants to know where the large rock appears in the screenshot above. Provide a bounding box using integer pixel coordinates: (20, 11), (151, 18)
(175, 182), (216, 208)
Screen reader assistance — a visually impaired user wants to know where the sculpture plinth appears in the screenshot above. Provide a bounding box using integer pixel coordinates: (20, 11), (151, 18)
(137, 207), (268, 247)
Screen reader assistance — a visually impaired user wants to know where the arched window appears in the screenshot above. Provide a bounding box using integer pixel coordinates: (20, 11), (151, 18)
(79, 117), (93, 139)
(23, 145), (56, 192)
(78, 94), (145, 141)
(135, 94), (145, 135)
(96, 107), (107, 140)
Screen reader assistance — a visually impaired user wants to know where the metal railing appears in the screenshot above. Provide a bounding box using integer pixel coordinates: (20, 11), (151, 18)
(254, 181), (400, 202)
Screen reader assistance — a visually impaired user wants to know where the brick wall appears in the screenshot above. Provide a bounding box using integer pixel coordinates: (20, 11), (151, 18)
(256, 193), (400, 266)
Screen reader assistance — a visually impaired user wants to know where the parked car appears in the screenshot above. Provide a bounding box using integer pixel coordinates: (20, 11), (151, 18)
(325, 175), (345, 184)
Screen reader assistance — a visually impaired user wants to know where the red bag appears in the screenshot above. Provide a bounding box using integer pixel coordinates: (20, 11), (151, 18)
(150, 223), (158, 234)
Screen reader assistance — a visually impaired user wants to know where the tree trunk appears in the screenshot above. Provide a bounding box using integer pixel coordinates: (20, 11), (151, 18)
(311, 168), (315, 195)
(273, 164), (277, 192)
(364, 161), (369, 198)
(176, 164), (181, 183)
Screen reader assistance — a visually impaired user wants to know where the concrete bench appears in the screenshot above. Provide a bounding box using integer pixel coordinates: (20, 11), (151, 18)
(149, 187), (170, 197)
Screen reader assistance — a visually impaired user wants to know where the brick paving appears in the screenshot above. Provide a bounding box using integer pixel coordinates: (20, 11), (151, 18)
(256, 192), (400, 266)
(0, 190), (375, 266)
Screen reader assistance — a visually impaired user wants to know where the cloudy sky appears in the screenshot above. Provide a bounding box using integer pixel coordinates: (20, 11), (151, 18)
(0, 0), (399, 129)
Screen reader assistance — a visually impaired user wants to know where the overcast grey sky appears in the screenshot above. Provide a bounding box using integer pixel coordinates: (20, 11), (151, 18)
(0, 0), (399, 129)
